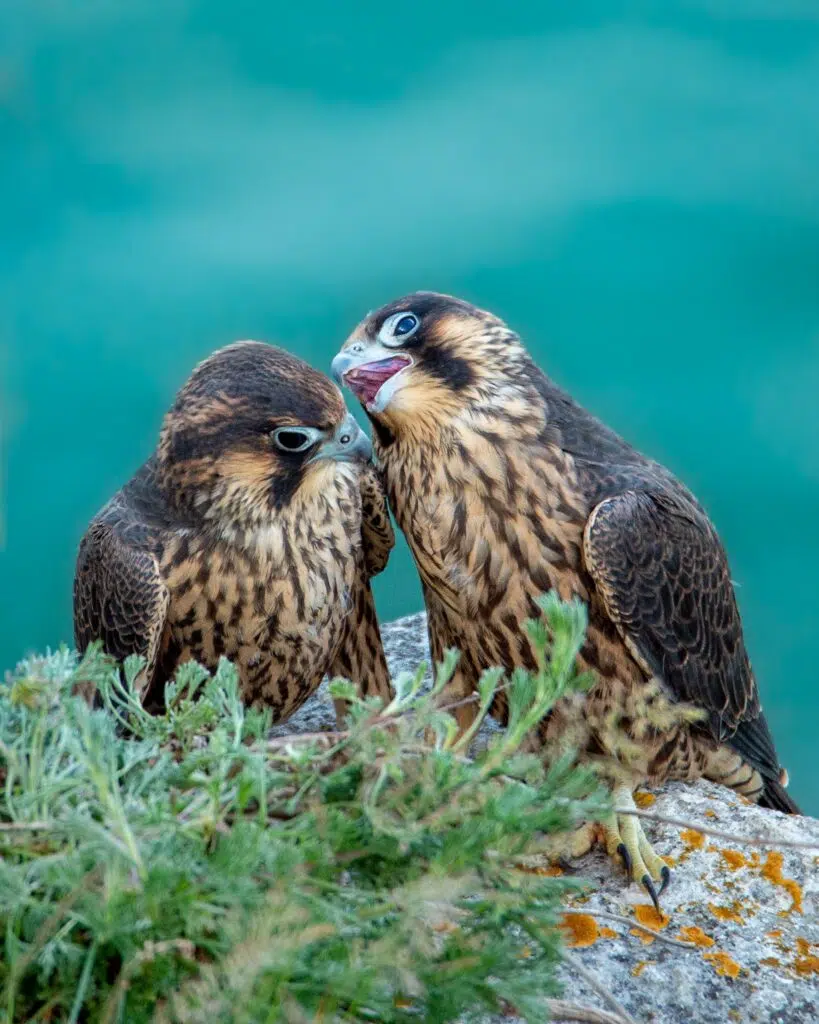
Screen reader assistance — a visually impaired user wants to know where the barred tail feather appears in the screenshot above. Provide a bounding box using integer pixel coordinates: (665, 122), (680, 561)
(758, 778), (801, 815)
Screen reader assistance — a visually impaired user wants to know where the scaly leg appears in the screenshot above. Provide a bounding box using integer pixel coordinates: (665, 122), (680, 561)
(600, 786), (670, 912)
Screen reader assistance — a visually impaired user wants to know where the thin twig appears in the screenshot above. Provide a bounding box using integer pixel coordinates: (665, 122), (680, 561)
(562, 909), (698, 950)
(545, 1000), (635, 1024)
(615, 808), (819, 851)
(267, 730), (342, 749)
(0, 820), (51, 832)
(561, 951), (638, 1024)
(265, 684), (491, 750)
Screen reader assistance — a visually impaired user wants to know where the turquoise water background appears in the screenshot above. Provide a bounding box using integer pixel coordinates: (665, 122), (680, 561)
(2, 3), (817, 812)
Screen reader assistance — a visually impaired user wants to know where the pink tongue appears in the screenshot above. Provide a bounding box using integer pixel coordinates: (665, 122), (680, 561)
(345, 358), (408, 406)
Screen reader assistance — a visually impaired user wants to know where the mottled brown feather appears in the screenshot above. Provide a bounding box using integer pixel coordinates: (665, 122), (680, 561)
(358, 463), (395, 578)
(74, 515), (170, 697)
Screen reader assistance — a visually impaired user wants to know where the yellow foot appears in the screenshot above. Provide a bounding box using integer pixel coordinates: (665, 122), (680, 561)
(510, 822), (598, 877)
(602, 786), (671, 912)
(526, 821), (599, 865)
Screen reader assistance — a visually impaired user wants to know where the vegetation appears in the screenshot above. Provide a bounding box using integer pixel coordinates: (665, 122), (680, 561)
(0, 594), (608, 1023)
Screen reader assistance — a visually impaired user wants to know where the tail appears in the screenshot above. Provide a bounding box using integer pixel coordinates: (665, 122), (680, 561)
(758, 776), (801, 815)
(727, 713), (800, 815)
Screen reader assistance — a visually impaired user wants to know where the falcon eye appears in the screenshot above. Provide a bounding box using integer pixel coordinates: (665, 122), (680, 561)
(380, 311), (420, 347)
(271, 428), (315, 453)
(394, 314), (418, 336)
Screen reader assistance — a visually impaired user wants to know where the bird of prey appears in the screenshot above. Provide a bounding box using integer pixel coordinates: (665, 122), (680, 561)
(332, 291), (799, 905)
(74, 341), (394, 723)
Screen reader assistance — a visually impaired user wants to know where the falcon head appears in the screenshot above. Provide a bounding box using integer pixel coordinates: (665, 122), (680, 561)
(332, 292), (531, 436)
(158, 341), (371, 527)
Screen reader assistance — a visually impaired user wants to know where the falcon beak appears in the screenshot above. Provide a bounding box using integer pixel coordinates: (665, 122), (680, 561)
(332, 341), (413, 414)
(308, 412), (372, 465)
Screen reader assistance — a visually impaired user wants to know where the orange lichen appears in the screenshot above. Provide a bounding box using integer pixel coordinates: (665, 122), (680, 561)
(519, 946), (533, 959)
(631, 961), (653, 977)
(719, 849), (747, 871)
(793, 955), (819, 976)
(516, 862), (563, 876)
(677, 926), (715, 948)
(661, 854), (677, 867)
(761, 851), (803, 914)
(535, 863), (564, 876)
(630, 904), (671, 943)
(634, 904), (670, 931)
(633, 791), (656, 808)
(760, 937), (819, 977)
(560, 913), (600, 948)
(708, 903), (743, 924)
(704, 951), (741, 978)
(792, 938), (819, 976)
(600, 927), (618, 940)
(704, 808), (718, 819)
(680, 829), (705, 849)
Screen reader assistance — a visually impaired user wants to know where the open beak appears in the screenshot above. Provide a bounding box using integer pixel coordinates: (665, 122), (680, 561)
(308, 412), (372, 464)
(331, 341), (413, 413)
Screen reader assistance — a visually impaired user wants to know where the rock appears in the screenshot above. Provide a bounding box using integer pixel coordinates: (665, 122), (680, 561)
(271, 612), (819, 1024)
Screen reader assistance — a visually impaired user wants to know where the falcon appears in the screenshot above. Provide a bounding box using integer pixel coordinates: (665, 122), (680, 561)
(332, 291), (799, 905)
(74, 341), (394, 723)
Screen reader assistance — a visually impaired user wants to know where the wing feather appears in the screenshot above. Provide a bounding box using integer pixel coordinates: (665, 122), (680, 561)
(358, 464), (394, 578)
(73, 519), (170, 698)
(583, 489), (784, 783)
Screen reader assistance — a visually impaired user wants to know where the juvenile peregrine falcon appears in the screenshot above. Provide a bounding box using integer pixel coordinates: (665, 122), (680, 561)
(74, 341), (394, 722)
(332, 292), (799, 904)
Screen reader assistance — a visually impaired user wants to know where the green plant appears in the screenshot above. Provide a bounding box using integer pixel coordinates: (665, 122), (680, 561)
(0, 594), (607, 1023)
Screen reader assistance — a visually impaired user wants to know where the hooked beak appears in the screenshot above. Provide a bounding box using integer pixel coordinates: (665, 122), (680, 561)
(331, 340), (413, 413)
(307, 412), (372, 465)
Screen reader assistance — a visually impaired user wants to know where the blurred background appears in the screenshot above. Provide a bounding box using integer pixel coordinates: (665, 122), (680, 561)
(1, 1), (817, 812)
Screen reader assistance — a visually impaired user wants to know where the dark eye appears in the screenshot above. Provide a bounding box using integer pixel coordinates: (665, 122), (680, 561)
(394, 314), (418, 337)
(271, 428), (314, 453)
(379, 310), (420, 347)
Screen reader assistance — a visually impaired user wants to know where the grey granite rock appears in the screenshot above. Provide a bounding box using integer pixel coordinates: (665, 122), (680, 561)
(272, 612), (819, 1024)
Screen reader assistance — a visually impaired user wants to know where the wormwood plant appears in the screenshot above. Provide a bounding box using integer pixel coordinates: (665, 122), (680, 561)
(0, 594), (608, 1024)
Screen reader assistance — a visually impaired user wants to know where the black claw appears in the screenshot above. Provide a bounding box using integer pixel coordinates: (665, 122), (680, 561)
(642, 873), (661, 914)
(659, 864), (671, 896)
(617, 842), (632, 876)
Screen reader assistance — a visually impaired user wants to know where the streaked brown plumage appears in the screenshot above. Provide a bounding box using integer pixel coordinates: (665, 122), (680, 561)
(74, 341), (394, 722)
(332, 292), (798, 901)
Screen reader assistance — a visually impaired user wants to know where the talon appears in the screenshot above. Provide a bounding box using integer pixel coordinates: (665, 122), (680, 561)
(601, 787), (669, 901)
(642, 873), (661, 914)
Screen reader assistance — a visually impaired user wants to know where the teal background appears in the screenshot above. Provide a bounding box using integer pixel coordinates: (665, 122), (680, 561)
(1, 3), (817, 813)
